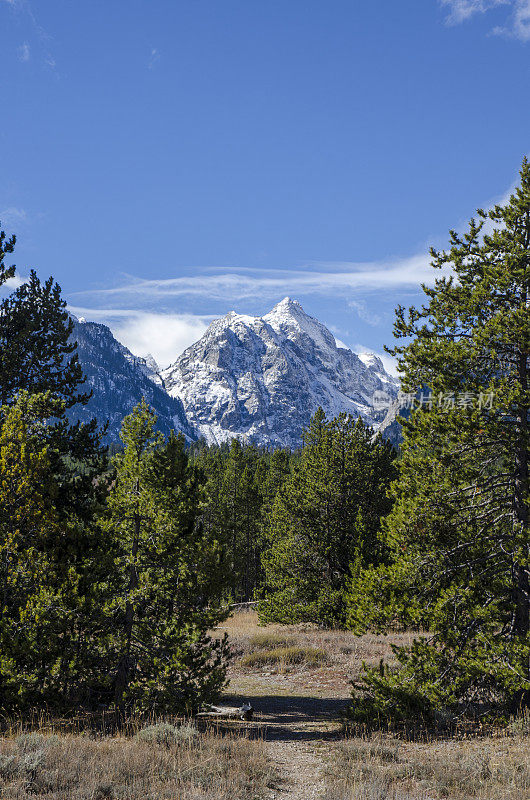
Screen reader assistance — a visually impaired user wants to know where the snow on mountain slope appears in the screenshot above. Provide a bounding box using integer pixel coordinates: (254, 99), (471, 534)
(162, 298), (399, 448)
(69, 317), (195, 443)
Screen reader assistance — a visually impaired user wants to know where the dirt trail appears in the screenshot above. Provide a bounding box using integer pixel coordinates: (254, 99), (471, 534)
(213, 611), (407, 797)
(223, 678), (349, 798)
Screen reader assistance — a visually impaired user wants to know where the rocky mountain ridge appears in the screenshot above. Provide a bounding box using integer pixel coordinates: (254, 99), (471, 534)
(162, 298), (399, 448)
(69, 316), (194, 442)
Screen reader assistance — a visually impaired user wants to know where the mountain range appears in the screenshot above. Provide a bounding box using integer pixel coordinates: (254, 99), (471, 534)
(70, 298), (399, 448)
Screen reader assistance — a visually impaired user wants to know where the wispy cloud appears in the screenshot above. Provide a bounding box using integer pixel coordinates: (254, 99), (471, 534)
(0, 207), (27, 227)
(4, 275), (25, 289)
(17, 41), (30, 61)
(68, 168), (520, 369)
(68, 307), (212, 367)
(73, 253), (436, 307)
(440, 0), (530, 40)
(441, 0), (509, 24)
(148, 47), (160, 69)
(2, 0), (57, 69)
(493, 0), (530, 39)
(348, 299), (382, 327)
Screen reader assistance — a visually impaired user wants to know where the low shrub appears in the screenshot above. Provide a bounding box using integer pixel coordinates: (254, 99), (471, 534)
(135, 722), (198, 746)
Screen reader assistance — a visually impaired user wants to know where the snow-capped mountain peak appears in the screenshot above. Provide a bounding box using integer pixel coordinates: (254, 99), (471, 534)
(162, 299), (399, 447)
(263, 297), (337, 354)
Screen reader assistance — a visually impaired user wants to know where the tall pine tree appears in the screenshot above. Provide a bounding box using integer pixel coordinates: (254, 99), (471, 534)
(104, 401), (229, 712)
(0, 228), (106, 521)
(0, 392), (109, 709)
(350, 158), (530, 722)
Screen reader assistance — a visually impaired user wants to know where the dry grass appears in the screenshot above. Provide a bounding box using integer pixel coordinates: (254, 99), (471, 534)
(249, 631), (297, 650)
(220, 610), (413, 684)
(240, 645), (328, 669)
(0, 723), (274, 800)
(323, 733), (530, 800)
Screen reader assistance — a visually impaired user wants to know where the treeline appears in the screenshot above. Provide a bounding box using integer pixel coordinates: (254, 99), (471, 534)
(0, 236), (232, 712)
(192, 414), (395, 622)
(0, 226), (396, 714)
(1, 156), (529, 725)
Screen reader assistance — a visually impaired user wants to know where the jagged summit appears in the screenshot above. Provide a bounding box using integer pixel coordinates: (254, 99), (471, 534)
(162, 299), (398, 447)
(268, 296), (301, 312)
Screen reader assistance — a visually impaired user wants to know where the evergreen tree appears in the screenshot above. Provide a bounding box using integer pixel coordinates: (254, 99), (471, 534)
(0, 225), (16, 288)
(0, 230), (106, 521)
(218, 440), (263, 602)
(0, 392), (108, 709)
(260, 410), (395, 627)
(195, 440), (267, 603)
(350, 158), (530, 722)
(258, 448), (293, 534)
(0, 392), (59, 707)
(104, 400), (229, 712)
(0, 271), (88, 407)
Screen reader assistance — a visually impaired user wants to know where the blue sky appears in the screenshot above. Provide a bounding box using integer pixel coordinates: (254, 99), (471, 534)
(1, 0), (530, 373)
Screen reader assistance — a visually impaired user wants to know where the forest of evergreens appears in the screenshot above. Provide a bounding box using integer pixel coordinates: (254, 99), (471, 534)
(0, 158), (529, 726)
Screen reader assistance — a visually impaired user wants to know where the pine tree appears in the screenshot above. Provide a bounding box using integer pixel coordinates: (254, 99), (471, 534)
(104, 400), (229, 712)
(258, 448), (292, 533)
(0, 225), (16, 287)
(0, 271), (88, 407)
(0, 232), (106, 521)
(260, 410), (395, 627)
(0, 392), (58, 706)
(350, 158), (530, 722)
(195, 440), (266, 603)
(219, 441), (263, 602)
(0, 392), (107, 709)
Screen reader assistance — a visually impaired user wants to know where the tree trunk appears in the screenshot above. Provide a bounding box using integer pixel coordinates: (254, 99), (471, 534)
(511, 343), (530, 712)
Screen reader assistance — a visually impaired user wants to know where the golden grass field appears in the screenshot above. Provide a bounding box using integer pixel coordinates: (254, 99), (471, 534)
(0, 611), (528, 799)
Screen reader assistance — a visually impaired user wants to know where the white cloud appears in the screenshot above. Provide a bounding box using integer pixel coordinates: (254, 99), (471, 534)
(74, 253), (436, 306)
(2, 275), (25, 291)
(348, 298), (382, 327)
(68, 307), (211, 367)
(441, 0), (508, 24)
(441, 0), (530, 40)
(68, 167), (520, 373)
(352, 344), (399, 378)
(17, 41), (30, 61)
(513, 0), (530, 37)
(148, 47), (160, 69)
(493, 0), (530, 39)
(0, 207), (27, 226)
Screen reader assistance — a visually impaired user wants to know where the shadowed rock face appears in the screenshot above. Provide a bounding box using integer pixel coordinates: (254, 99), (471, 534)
(162, 298), (399, 448)
(68, 317), (195, 443)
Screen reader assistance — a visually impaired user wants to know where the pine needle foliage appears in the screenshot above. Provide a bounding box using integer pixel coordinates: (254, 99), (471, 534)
(348, 158), (530, 724)
(260, 410), (395, 628)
